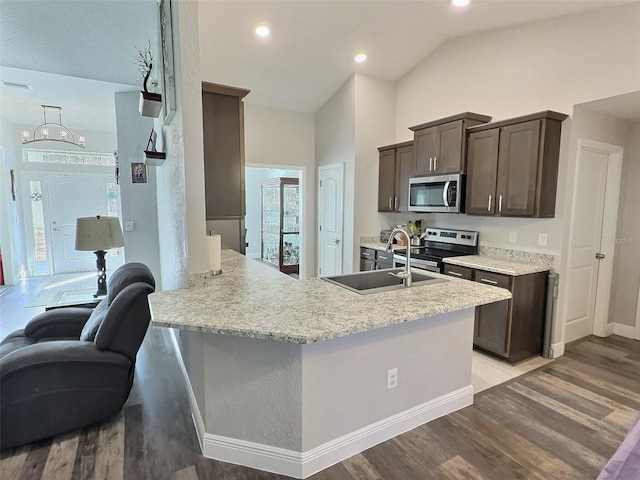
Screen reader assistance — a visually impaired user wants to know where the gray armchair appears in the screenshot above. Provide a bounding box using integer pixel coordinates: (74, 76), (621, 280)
(0, 262), (155, 451)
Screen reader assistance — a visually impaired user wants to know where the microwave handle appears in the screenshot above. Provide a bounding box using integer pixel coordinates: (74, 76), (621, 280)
(443, 181), (451, 207)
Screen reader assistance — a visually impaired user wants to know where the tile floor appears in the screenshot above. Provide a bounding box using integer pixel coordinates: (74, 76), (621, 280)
(0, 273), (554, 393)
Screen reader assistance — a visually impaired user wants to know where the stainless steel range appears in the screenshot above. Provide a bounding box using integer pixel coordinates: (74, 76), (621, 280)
(393, 228), (479, 273)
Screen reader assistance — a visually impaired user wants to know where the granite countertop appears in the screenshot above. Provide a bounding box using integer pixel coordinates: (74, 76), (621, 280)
(443, 255), (551, 276)
(149, 250), (511, 344)
(360, 241), (390, 252)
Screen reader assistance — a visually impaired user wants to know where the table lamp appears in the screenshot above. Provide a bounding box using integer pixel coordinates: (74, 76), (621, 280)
(75, 216), (125, 297)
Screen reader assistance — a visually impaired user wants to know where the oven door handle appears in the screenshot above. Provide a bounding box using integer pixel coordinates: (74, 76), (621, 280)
(443, 181), (451, 207)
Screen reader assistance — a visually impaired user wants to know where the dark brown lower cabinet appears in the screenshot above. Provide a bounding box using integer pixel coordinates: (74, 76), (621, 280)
(443, 264), (548, 363)
(360, 247), (393, 271)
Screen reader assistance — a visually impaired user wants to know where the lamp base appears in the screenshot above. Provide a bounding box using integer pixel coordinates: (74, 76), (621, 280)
(94, 250), (108, 298)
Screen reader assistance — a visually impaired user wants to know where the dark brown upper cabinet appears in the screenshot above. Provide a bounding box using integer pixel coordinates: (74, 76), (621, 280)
(409, 112), (491, 176)
(202, 82), (250, 220)
(377, 141), (414, 212)
(466, 111), (568, 218)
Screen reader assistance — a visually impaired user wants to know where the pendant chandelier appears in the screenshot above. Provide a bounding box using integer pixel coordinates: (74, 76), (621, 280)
(21, 105), (85, 148)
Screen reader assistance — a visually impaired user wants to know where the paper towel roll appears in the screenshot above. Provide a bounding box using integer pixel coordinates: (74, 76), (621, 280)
(207, 234), (222, 272)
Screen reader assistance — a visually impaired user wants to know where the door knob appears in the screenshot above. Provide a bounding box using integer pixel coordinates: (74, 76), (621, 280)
(334, 237), (340, 244)
(595, 253), (606, 259)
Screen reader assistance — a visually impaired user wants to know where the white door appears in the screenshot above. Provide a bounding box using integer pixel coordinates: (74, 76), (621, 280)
(317, 164), (343, 277)
(47, 174), (107, 273)
(563, 140), (622, 343)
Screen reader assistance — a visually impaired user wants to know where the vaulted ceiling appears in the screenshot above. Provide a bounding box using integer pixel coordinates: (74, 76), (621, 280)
(0, 0), (634, 134)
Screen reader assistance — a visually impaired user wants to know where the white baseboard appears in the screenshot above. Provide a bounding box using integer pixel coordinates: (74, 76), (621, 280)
(612, 323), (636, 339)
(550, 341), (565, 358)
(202, 385), (473, 479)
(168, 329), (205, 450)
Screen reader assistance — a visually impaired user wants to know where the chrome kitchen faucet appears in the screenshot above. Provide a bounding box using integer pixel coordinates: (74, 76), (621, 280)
(385, 226), (412, 287)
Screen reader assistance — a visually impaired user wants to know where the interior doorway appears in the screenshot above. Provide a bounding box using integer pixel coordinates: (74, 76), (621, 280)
(245, 166), (303, 278)
(562, 139), (623, 343)
(21, 171), (124, 276)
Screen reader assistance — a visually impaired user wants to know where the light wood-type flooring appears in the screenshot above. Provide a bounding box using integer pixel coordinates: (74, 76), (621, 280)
(1, 278), (639, 479)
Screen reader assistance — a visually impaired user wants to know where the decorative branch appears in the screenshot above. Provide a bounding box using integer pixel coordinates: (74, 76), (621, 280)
(134, 38), (154, 93)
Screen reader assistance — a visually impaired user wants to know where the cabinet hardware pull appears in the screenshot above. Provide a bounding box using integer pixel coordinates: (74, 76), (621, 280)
(388, 197), (393, 209)
(379, 255), (388, 260)
(434, 157), (437, 171)
(394, 197), (398, 210)
(499, 194), (503, 212)
(447, 271), (463, 277)
(362, 252), (371, 257)
(488, 194), (492, 211)
(480, 278), (498, 285)
(429, 157), (433, 171)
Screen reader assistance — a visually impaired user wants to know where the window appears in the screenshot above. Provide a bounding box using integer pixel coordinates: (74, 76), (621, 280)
(29, 181), (47, 262)
(23, 149), (115, 166)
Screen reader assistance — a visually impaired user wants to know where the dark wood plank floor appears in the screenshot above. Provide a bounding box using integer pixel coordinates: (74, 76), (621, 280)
(1, 330), (638, 479)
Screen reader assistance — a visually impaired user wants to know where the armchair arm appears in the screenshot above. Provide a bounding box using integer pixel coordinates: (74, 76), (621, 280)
(1, 341), (132, 403)
(23, 308), (94, 340)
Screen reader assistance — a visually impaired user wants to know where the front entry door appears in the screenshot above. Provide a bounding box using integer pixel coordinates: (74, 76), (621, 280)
(47, 174), (107, 273)
(317, 164), (343, 277)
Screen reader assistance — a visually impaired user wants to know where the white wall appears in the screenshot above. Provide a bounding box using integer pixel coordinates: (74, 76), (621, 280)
(0, 116), (24, 283)
(155, 0), (206, 291)
(610, 122), (640, 329)
(396, 3), (640, 139)
(315, 77), (355, 273)
(114, 91), (161, 284)
(244, 103), (315, 278)
(352, 74), (395, 271)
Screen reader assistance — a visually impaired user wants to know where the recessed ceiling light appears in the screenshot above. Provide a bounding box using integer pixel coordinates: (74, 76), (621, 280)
(354, 53), (367, 63)
(451, 0), (470, 6)
(255, 24), (270, 38)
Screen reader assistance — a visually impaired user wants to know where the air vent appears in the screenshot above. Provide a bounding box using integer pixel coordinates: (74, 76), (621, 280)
(2, 81), (32, 90)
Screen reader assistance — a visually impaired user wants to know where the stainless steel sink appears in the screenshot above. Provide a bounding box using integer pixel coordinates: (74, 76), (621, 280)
(323, 268), (447, 295)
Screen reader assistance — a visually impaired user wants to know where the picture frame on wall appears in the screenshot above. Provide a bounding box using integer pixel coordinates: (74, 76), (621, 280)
(158, 0), (176, 125)
(131, 163), (148, 185)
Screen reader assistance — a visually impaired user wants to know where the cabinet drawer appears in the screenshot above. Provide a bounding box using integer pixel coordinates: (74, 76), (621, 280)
(375, 251), (393, 263)
(443, 264), (474, 280)
(360, 248), (376, 260)
(474, 271), (511, 290)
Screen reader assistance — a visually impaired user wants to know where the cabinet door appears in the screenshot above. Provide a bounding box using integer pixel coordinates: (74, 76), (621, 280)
(466, 129), (499, 215)
(378, 149), (397, 212)
(202, 91), (245, 219)
(496, 120), (541, 216)
(396, 145), (414, 212)
(360, 258), (376, 272)
(474, 271), (512, 358)
(413, 127), (437, 175)
(375, 251), (393, 269)
(434, 120), (464, 174)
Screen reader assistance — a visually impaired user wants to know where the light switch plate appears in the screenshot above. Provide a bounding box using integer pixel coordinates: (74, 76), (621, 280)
(125, 221), (135, 232)
(538, 233), (548, 246)
(509, 231), (517, 243)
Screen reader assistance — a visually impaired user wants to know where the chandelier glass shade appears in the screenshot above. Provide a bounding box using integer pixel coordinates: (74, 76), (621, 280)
(21, 105), (85, 148)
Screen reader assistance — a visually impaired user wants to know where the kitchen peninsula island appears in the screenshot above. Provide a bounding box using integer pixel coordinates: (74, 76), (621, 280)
(149, 250), (510, 478)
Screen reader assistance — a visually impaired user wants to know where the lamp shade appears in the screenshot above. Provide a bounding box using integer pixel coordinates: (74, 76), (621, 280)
(75, 216), (125, 251)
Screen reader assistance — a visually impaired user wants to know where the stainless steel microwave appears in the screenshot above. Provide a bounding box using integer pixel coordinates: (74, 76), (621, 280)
(408, 174), (465, 213)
